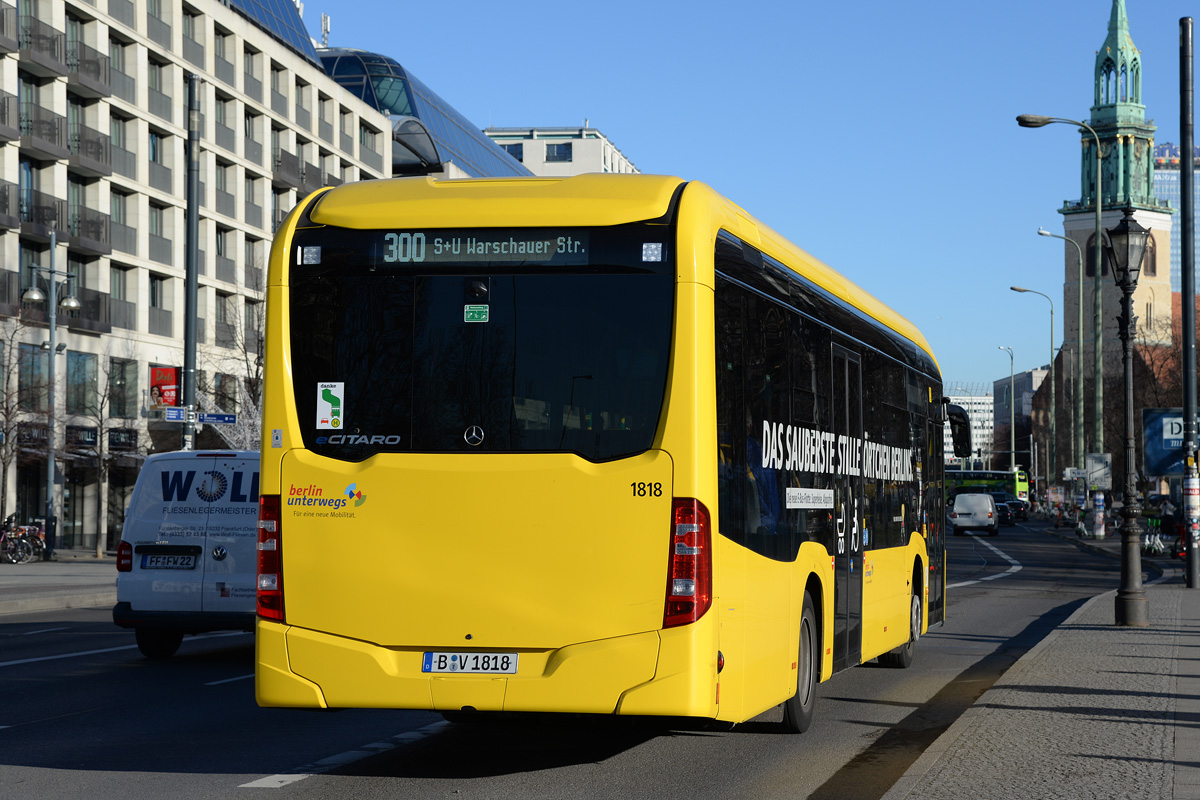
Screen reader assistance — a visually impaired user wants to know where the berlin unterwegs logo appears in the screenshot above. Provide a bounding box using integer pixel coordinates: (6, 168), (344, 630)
(196, 471), (229, 502)
(345, 483), (367, 507)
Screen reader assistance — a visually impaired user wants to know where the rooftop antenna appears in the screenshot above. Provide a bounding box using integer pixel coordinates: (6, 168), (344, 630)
(321, 13), (330, 47)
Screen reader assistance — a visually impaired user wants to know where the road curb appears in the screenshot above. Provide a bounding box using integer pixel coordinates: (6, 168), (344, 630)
(880, 589), (1113, 800)
(0, 590), (116, 616)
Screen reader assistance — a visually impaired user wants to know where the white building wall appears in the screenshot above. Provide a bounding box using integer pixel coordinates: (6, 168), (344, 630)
(483, 126), (638, 176)
(7, 0), (391, 548)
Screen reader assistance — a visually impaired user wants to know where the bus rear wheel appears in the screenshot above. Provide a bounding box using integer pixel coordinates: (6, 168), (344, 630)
(781, 590), (817, 734)
(880, 589), (920, 669)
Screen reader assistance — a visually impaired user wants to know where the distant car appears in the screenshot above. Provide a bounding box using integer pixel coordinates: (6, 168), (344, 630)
(995, 502), (1014, 527)
(951, 493), (999, 536)
(988, 492), (1027, 521)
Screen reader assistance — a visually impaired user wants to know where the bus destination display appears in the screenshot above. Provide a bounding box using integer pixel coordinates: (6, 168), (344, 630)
(378, 230), (591, 266)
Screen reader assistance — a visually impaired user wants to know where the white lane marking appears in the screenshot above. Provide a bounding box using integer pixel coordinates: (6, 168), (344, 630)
(206, 673), (255, 686)
(240, 721), (450, 789)
(948, 536), (1023, 588)
(21, 627), (69, 636)
(0, 631), (250, 668)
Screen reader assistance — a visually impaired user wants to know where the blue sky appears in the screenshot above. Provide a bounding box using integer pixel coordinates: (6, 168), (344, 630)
(297, 0), (1195, 390)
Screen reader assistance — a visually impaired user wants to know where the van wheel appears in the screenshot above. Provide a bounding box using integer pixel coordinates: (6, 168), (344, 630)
(781, 590), (817, 734)
(135, 627), (184, 659)
(880, 589), (920, 669)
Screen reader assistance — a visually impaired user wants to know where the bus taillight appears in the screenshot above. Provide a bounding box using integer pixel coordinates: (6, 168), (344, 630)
(664, 498), (713, 628)
(257, 495), (284, 622)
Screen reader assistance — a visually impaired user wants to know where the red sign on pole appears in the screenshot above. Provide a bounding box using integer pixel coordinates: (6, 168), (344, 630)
(150, 366), (179, 409)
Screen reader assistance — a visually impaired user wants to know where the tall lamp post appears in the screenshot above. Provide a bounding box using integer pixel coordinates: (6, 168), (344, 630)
(999, 346), (1015, 471)
(1011, 286), (1055, 495)
(22, 231), (81, 558)
(1038, 227), (1085, 472)
(1018, 115), (1105, 457)
(1105, 208), (1150, 627)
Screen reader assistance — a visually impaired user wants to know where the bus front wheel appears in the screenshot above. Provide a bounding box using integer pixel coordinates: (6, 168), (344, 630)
(781, 590), (817, 733)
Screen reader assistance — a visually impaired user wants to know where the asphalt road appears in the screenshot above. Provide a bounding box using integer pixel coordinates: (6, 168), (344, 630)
(0, 521), (1125, 799)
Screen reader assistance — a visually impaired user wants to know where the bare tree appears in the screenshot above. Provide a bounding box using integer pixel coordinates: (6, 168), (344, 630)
(72, 338), (147, 555)
(0, 315), (35, 522)
(200, 288), (264, 451)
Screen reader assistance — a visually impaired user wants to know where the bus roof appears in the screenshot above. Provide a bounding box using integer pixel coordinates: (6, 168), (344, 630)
(299, 174), (939, 373)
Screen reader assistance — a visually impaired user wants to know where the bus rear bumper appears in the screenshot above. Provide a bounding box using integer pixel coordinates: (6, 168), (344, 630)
(254, 619), (718, 717)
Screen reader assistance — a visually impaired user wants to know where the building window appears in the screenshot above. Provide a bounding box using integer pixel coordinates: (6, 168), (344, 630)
(148, 59), (164, 93)
(66, 352), (97, 416)
(215, 94), (230, 128)
(18, 343), (47, 413)
(501, 143), (523, 162)
(109, 38), (126, 73)
(149, 204), (164, 237)
(215, 373), (238, 412)
(110, 265), (128, 301)
(359, 124), (377, 152)
(149, 130), (165, 165)
(110, 115), (127, 150)
(546, 143), (572, 163)
(150, 274), (167, 309)
(216, 226), (230, 257)
(110, 357), (137, 419)
(214, 28), (229, 61)
(244, 47), (258, 78)
(1144, 237), (1157, 278)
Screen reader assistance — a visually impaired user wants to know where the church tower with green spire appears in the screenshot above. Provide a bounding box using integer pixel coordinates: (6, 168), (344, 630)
(1060, 0), (1173, 367)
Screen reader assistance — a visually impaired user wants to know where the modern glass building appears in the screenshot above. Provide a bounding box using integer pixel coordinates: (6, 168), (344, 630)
(1153, 143), (1200, 292)
(317, 48), (530, 178)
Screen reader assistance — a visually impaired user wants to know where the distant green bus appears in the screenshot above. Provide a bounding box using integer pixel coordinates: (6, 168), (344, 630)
(946, 469), (1030, 502)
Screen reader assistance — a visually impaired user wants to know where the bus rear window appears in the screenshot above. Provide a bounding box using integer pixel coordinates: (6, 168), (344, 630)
(288, 224), (674, 462)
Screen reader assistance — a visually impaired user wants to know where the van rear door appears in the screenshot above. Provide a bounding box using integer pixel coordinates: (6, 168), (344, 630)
(196, 453), (260, 616)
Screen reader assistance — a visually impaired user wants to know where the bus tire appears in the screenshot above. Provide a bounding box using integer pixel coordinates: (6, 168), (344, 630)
(781, 590), (817, 734)
(880, 588), (920, 669)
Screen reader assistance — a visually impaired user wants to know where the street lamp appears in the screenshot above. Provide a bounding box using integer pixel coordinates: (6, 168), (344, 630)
(1011, 286), (1055, 496)
(1038, 227), (1085, 472)
(22, 231), (81, 559)
(1018, 115), (1105, 457)
(999, 346), (1015, 472)
(1104, 207), (1150, 627)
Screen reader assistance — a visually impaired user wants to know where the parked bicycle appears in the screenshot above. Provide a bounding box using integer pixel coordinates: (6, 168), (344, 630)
(0, 519), (33, 564)
(3, 513), (44, 562)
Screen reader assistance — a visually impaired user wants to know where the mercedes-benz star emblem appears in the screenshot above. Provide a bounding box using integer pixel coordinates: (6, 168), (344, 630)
(464, 425), (485, 446)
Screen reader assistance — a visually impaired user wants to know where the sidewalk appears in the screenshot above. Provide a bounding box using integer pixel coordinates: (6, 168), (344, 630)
(884, 522), (1197, 800)
(0, 547), (117, 615)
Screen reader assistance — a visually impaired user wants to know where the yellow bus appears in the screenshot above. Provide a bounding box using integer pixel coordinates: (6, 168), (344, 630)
(256, 174), (964, 732)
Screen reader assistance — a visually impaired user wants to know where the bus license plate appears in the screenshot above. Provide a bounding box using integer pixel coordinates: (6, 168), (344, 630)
(422, 652), (518, 674)
(141, 554), (197, 570)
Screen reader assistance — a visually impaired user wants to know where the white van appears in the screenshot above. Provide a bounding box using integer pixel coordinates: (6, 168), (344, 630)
(951, 493), (999, 536)
(113, 450), (260, 658)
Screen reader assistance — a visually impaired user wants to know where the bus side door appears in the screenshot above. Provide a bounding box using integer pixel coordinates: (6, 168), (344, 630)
(832, 345), (863, 671)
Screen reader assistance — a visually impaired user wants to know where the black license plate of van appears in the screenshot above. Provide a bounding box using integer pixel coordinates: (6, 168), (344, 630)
(141, 554), (197, 570)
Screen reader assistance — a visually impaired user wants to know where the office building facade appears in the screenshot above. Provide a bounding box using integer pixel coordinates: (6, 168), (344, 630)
(484, 125), (637, 176)
(7, 0), (395, 549)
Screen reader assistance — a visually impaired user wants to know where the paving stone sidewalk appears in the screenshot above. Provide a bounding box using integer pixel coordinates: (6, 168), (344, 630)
(884, 577), (1199, 800)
